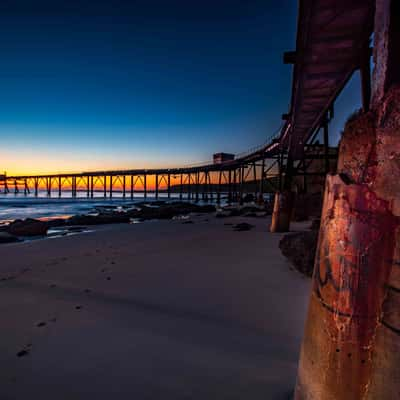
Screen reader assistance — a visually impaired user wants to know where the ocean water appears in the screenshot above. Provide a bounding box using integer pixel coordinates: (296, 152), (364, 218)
(0, 190), (225, 222)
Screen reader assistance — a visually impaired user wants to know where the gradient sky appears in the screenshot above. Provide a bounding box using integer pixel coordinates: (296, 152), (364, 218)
(1, 0), (361, 175)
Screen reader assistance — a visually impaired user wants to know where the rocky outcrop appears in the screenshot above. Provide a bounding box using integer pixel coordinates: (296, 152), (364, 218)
(67, 213), (130, 225)
(127, 203), (216, 220)
(215, 205), (270, 218)
(0, 232), (20, 243)
(279, 230), (318, 277)
(7, 218), (49, 236)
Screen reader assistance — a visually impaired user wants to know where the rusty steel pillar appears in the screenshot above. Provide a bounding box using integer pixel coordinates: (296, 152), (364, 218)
(187, 173), (191, 200)
(258, 157), (265, 205)
(269, 190), (295, 232)
(47, 177), (51, 196)
(195, 171), (199, 202)
(295, 2), (400, 398)
(270, 154), (294, 232)
(227, 170), (232, 203)
(217, 170), (222, 204)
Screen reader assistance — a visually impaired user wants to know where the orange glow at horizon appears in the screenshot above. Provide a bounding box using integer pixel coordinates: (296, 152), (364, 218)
(6, 171), (235, 191)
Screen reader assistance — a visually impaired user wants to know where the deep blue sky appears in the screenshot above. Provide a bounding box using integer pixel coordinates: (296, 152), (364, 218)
(1, 0), (360, 174)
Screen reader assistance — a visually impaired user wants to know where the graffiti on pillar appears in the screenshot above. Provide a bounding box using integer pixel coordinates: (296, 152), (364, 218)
(312, 177), (399, 341)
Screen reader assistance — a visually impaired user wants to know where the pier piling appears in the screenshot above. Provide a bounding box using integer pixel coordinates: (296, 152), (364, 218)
(295, 2), (400, 398)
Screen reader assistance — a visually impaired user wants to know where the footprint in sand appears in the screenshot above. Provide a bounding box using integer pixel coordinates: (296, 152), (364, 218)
(0, 276), (16, 282)
(16, 349), (29, 358)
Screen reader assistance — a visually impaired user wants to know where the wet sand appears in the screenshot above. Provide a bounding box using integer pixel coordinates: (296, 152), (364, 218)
(0, 215), (310, 399)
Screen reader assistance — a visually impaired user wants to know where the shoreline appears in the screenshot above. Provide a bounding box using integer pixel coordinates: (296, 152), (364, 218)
(0, 200), (271, 243)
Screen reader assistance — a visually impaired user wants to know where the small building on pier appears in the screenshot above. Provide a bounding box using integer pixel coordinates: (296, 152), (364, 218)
(213, 153), (234, 164)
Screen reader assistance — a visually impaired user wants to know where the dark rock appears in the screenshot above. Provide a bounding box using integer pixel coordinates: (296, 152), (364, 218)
(135, 200), (166, 207)
(232, 222), (255, 231)
(150, 200), (167, 206)
(242, 193), (255, 203)
(243, 212), (258, 217)
(241, 206), (263, 213)
(36, 322), (46, 328)
(219, 205), (268, 218)
(66, 213), (130, 225)
(215, 211), (230, 218)
(195, 204), (216, 213)
(44, 219), (66, 228)
(227, 208), (242, 217)
(279, 230), (318, 277)
(0, 232), (20, 243)
(7, 218), (49, 236)
(0, 224), (8, 232)
(127, 203), (215, 220)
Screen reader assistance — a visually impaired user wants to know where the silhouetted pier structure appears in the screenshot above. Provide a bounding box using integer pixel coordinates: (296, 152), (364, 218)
(0, 142), (337, 203)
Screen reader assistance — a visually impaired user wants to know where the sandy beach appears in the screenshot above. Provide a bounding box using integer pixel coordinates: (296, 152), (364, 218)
(0, 215), (310, 400)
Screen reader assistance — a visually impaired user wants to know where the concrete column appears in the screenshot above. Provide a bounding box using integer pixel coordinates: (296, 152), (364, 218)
(295, 2), (400, 398)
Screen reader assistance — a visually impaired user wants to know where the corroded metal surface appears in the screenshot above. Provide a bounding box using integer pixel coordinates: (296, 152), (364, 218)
(270, 191), (294, 232)
(295, 174), (398, 399)
(296, 82), (400, 399)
